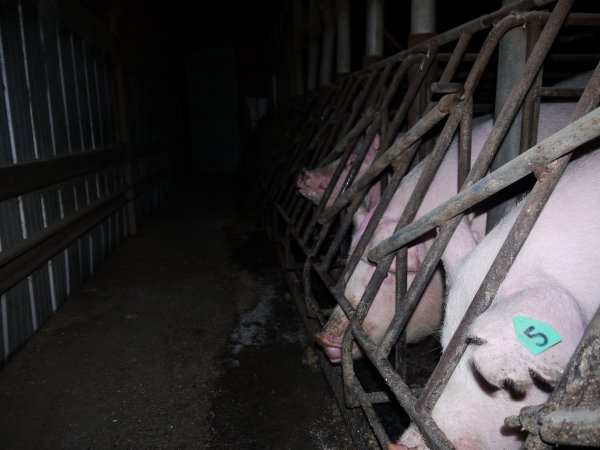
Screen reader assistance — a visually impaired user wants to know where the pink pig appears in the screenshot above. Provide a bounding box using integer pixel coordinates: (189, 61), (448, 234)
(315, 115), (492, 362)
(395, 145), (600, 450)
(296, 134), (381, 210)
(395, 80), (598, 449)
(315, 72), (592, 364)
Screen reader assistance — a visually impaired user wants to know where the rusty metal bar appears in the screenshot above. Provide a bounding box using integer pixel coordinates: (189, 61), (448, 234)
(337, 55), (436, 287)
(368, 105), (600, 262)
(360, 0), (557, 73)
(419, 28), (595, 427)
(300, 109), (378, 244)
(260, 1), (600, 449)
(319, 93), (458, 222)
(514, 307), (600, 448)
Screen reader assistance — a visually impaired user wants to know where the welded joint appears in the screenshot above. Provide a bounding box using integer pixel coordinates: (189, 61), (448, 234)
(507, 405), (600, 447)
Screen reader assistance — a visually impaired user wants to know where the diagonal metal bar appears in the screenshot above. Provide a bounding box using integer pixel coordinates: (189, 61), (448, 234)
(368, 105), (600, 262)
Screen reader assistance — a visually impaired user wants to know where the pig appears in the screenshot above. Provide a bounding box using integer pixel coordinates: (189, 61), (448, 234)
(296, 133), (381, 210)
(315, 72), (592, 364)
(394, 78), (597, 449)
(395, 145), (600, 450)
(314, 115), (492, 362)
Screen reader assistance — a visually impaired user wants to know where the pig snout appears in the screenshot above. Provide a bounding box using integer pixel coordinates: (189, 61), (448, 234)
(296, 170), (323, 204)
(314, 307), (351, 363)
(314, 333), (342, 363)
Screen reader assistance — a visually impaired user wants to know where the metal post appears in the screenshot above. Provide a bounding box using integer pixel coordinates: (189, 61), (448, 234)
(409, 0), (436, 45)
(408, 0), (436, 157)
(293, 0), (305, 95)
(364, 0), (384, 67)
(319, 0), (335, 86)
(336, 0), (351, 76)
(486, 0), (528, 231)
(307, 0), (320, 90)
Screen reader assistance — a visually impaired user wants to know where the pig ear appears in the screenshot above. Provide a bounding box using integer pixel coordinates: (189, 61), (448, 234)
(441, 217), (478, 277)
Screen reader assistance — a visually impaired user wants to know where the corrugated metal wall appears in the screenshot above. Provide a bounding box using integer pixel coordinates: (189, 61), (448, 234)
(0, 0), (171, 363)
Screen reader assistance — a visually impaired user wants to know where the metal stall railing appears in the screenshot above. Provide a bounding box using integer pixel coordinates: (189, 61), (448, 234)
(258, 0), (600, 448)
(0, 0), (173, 363)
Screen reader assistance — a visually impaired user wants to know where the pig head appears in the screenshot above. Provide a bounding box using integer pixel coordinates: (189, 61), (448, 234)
(296, 133), (381, 209)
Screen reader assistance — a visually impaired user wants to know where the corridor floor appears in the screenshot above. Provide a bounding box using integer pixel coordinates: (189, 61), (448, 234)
(0, 175), (354, 449)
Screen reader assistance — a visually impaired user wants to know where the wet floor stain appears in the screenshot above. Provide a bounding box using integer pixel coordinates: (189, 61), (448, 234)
(205, 230), (355, 449)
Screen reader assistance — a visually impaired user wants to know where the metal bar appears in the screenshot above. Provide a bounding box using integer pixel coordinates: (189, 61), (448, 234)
(486, 0), (528, 231)
(319, 0), (335, 86)
(417, 2), (588, 417)
(0, 145), (126, 201)
(306, 0), (320, 91)
(368, 6), (577, 259)
(319, 92), (459, 222)
(272, 243), (380, 449)
(364, 0), (384, 65)
(336, 0), (351, 75)
(301, 109), (378, 243)
(0, 166), (164, 297)
(410, 0), (435, 35)
(368, 105), (600, 262)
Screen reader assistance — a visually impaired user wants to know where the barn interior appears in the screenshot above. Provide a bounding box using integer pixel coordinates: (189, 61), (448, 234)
(0, 0), (599, 449)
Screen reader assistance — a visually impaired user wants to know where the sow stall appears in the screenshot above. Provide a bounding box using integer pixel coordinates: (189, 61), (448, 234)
(257, 0), (600, 448)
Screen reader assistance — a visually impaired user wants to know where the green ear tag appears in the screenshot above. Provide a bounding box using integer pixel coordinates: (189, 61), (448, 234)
(513, 316), (562, 355)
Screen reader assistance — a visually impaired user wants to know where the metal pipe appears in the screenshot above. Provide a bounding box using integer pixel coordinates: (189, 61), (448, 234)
(486, 0), (528, 232)
(336, 0), (351, 75)
(364, 0), (384, 67)
(293, 0), (305, 95)
(319, 0), (335, 86)
(319, 92), (459, 222)
(306, 0), (320, 90)
(369, 105), (600, 261)
(365, 1), (558, 74)
(410, 0), (435, 35)
(416, 0), (584, 414)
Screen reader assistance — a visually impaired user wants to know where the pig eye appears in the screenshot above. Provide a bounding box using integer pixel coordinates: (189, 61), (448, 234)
(466, 335), (486, 345)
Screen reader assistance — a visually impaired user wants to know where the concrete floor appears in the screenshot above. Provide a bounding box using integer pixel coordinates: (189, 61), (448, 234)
(0, 175), (355, 449)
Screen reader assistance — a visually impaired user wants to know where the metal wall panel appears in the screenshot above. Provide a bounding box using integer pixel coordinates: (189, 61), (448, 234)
(0, 0), (171, 363)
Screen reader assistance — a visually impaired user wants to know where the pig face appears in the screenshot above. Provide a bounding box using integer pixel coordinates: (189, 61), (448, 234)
(296, 134), (380, 209)
(315, 257), (445, 362)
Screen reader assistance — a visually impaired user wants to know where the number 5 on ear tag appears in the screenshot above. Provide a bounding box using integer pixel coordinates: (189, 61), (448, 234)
(513, 316), (562, 355)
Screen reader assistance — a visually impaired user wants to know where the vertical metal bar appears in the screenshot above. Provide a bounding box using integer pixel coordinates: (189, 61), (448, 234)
(336, 0), (351, 76)
(410, 0), (436, 37)
(364, 0), (384, 67)
(486, 0), (528, 232)
(306, 0), (320, 91)
(319, 0), (335, 86)
(417, 0), (579, 415)
(292, 0), (305, 95)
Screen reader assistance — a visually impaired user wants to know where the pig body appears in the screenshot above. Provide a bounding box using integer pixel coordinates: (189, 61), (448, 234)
(396, 74), (597, 450)
(315, 116), (493, 362)
(316, 72), (591, 364)
(398, 146), (600, 450)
